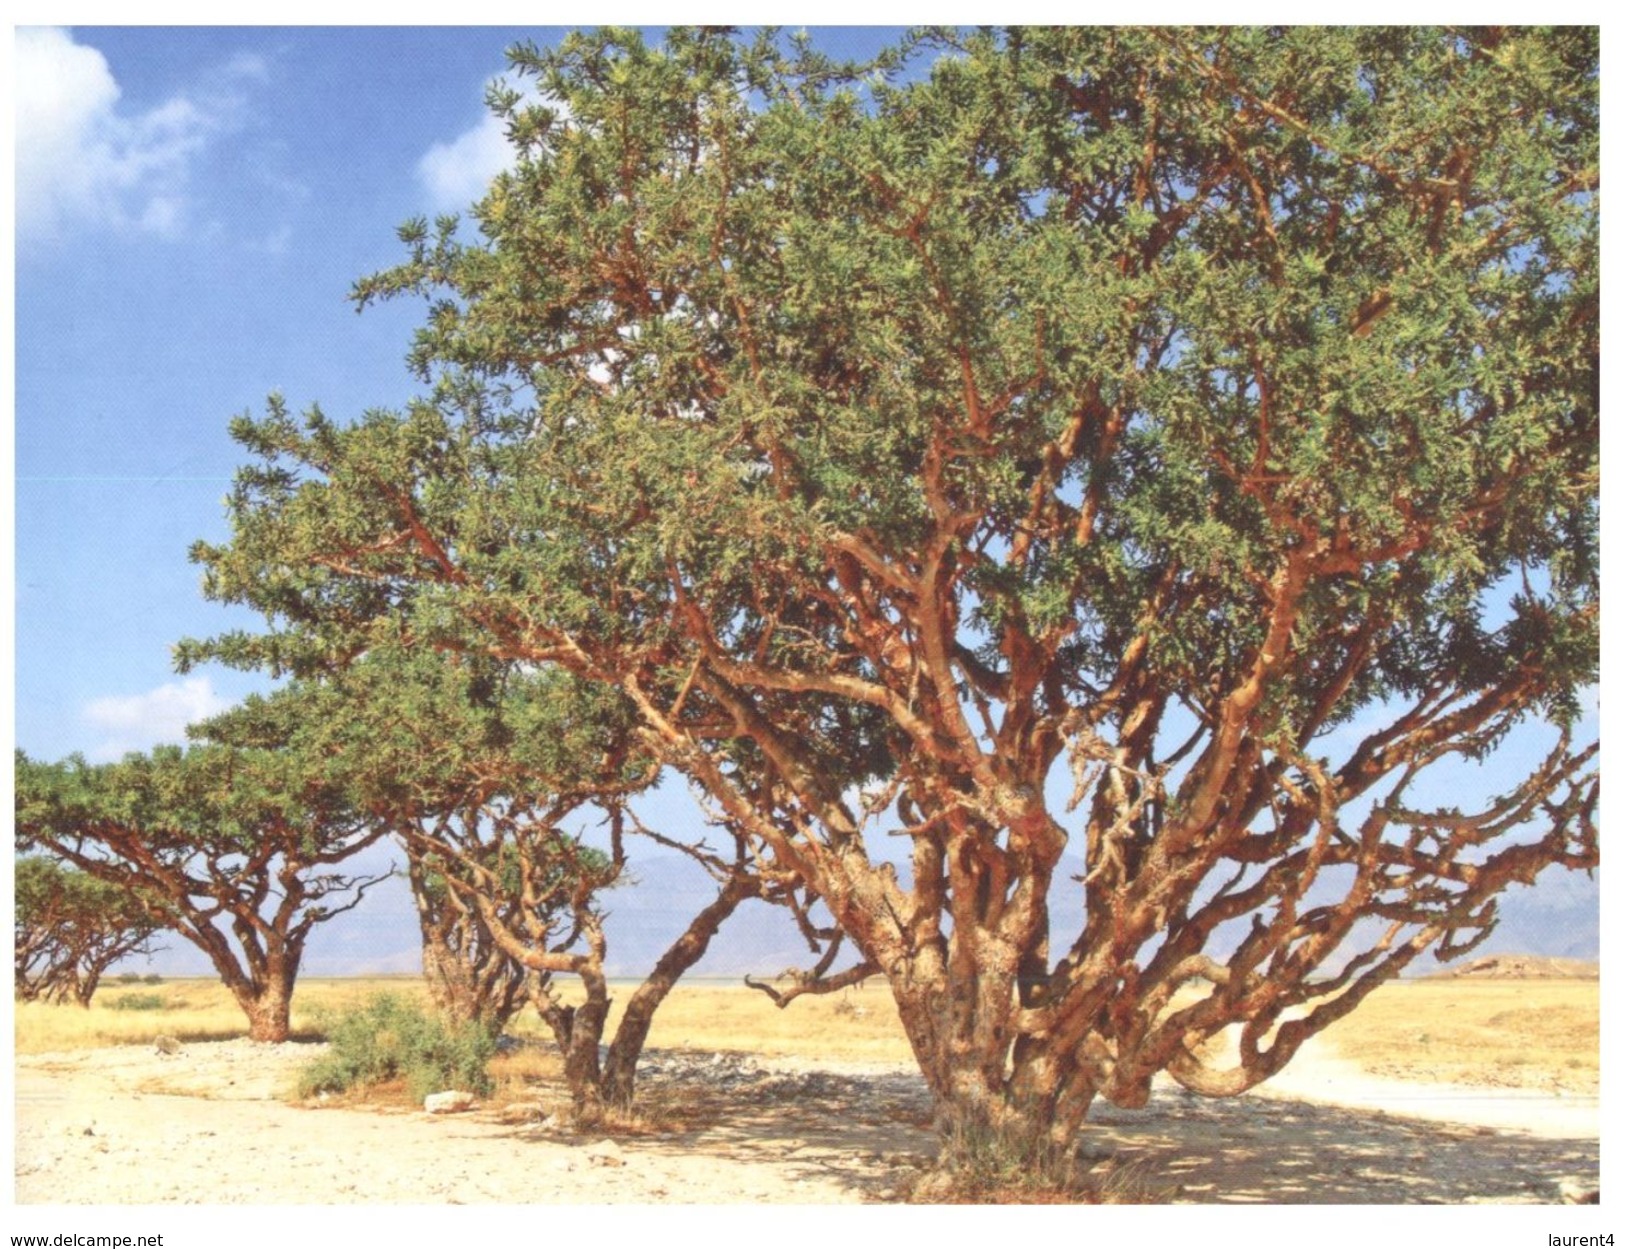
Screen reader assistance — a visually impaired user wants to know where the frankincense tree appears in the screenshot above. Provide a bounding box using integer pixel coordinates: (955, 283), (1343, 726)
(14, 855), (163, 1007)
(231, 647), (805, 1113)
(15, 728), (394, 1042)
(183, 27), (1598, 1163)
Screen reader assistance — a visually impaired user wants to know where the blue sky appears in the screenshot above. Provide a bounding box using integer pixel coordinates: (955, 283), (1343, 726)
(8, 24), (915, 976)
(13, 25), (910, 763)
(9, 24), (1602, 978)
(16, 26), (514, 758)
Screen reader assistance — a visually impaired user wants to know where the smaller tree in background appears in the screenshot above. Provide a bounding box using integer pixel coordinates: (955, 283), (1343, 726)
(14, 855), (163, 1007)
(14, 730), (394, 1042)
(288, 646), (809, 1116)
(407, 845), (535, 1035)
(408, 789), (806, 1116)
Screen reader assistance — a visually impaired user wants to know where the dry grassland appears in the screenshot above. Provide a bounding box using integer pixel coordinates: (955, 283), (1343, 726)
(13, 976), (416, 1055)
(1304, 978), (1599, 1093)
(13, 973), (1599, 1095)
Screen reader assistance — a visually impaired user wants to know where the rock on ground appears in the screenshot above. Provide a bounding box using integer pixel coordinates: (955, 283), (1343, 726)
(423, 1090), (478, 1114)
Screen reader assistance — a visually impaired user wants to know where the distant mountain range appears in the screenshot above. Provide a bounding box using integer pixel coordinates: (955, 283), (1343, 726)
(1429, 954), (1598, 980)
(1423, 868), (1601, 967)
(126, 843), (1600, 983)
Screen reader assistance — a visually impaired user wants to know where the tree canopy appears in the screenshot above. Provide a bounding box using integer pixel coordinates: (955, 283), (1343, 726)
(183, 26), (1598, 1163)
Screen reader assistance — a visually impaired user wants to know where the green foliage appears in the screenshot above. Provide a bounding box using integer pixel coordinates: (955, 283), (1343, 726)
(15, 736), (373, 871)
(15, 856), (156, 936)
(186, 26), (1596, 747)
(179, 26), (1596, 1142)
(105, 992), (169, 1012)
(298, 994), (497, 1102)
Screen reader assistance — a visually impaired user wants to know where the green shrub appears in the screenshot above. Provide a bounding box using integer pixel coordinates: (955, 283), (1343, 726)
(142, 974), (164, 985)
(106, 993), (167, 1011)
(298, 993), (496, 1103)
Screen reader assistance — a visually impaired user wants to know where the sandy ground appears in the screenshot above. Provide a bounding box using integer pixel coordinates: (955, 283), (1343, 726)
(12, 1038), (1599, 1205)
(1255, 1035), (1600, 1141)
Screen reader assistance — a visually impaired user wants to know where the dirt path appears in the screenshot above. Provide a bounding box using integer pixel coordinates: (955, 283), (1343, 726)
(1255, 1035), (1600, 1140)
(11, 1040), (1599, 1204)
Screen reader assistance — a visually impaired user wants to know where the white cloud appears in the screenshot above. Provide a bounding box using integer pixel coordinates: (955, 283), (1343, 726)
(417, 111), (514, 212)
(218, 51), (270, 84)
(15, 27), (251, 243)
(82, 676), (231, 761)
(416, 88), (567, 213)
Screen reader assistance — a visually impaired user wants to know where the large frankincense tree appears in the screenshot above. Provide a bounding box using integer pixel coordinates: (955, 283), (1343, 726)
(183, 27), (1598, 1162)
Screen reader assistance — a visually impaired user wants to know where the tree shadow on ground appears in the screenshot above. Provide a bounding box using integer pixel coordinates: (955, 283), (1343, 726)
(608, 1057), (1598, 1204)
(1084, 1089), (1597, 1203)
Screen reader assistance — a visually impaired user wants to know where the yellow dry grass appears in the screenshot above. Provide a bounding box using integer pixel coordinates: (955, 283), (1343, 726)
(14, 973), (1598, 1096)
(618, 982), (915, 1064)
(11, 976), (430, 1055)
(1310, 977), (1600, 1093)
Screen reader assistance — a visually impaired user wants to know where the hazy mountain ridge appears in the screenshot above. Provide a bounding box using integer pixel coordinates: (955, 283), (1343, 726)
(121, 850), (1601, 981)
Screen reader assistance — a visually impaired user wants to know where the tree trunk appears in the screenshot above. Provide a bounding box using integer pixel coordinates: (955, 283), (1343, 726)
(879, 931), (1092, 1180)
(421, 938), (524, 1035)
(411, 855), (528, 1036)
(901, 997), (1084, 1181)
(229, 959), (298, 1043)
(72, 969), (101, 1009)
(601, 879), (754, 1108)
(242, 985), (292, 1042)
(421, 941), (471, 1019)
(533, 974), (612, 1118)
